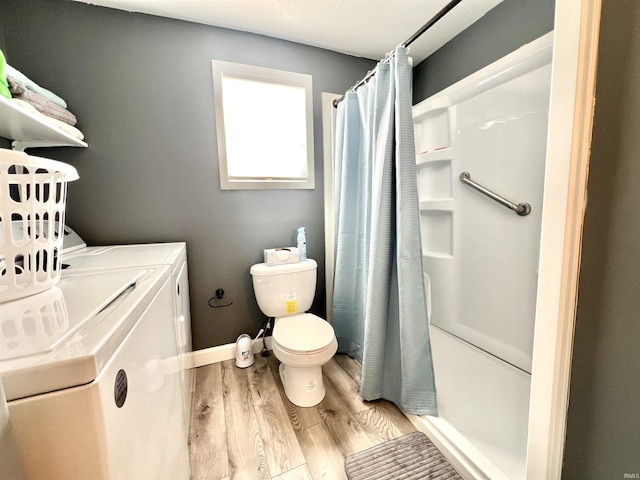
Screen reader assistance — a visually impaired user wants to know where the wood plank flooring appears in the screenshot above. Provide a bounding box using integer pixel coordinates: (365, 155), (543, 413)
(188, 354), (417, 480)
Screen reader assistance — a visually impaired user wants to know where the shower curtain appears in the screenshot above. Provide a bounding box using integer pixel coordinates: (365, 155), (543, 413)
(332, 47), (437, 415)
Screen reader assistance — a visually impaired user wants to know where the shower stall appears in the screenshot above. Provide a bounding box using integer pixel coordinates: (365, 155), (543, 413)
(411, 33), (552, 480)
(324, 2), (599, 477)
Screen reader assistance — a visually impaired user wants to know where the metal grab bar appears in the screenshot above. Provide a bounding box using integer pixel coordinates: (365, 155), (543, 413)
(459, 171), (531, 217)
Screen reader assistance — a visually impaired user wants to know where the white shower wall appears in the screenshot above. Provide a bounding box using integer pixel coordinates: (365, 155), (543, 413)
(413, 33), (553, 479)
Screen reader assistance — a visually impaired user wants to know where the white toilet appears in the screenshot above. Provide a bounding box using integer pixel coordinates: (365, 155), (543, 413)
(250, 259), (338, 407)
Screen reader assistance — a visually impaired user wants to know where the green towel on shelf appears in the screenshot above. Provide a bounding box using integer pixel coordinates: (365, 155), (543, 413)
(0, 50), (11, 99)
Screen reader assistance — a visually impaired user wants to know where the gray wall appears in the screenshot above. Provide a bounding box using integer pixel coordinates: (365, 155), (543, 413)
(0, 0), (375, 349)
(562, 1), (640, 477)
(412, 0), (555, 104)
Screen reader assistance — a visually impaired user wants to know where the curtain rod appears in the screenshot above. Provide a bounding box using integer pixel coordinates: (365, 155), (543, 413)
(332, 0), (463, 108)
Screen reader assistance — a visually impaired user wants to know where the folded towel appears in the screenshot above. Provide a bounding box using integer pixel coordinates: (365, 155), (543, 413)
(12, 98), (84, 141)
(8, 78), (77, 126)
(0, 50), (11, 99)
(6, 65), (67, 108)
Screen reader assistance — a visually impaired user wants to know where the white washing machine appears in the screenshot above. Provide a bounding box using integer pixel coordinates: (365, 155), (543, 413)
(0, 266), (190, 479)
(59, 230), (194, 425)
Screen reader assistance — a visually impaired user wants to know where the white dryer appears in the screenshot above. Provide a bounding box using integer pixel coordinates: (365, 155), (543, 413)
(60, 234), (194, 424)
(0, 266), (190, 479)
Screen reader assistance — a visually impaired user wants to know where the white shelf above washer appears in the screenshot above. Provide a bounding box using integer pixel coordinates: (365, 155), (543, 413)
(0, 95), (87, 151)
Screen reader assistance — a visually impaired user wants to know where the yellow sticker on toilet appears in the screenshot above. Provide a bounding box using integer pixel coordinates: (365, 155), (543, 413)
(286, 292), (297, 313)
(286, 299), (298, 313)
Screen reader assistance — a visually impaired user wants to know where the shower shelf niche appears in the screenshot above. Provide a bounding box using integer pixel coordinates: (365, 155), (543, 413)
(417, 148), (454, 202)
(419, 209), (454, 258)
(414, 106), (451, 154)
(417, 146), (455, 258)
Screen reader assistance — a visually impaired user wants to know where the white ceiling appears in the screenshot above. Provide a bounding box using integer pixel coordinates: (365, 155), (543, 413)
(73, 0), (503, 64)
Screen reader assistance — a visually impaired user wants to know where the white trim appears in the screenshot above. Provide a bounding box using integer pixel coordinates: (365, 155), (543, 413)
(412, 32), (553, 117)
(321, 92), (341, 322)
(212, 60), (315, 190)
(186, 337), (273, 369)
(526, 1), (601, 479)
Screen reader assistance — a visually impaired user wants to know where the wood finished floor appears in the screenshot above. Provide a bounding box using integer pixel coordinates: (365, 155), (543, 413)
(188, 354), (418, 480)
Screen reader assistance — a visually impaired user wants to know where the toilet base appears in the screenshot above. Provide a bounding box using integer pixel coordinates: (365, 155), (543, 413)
(279, 363), (326, 407)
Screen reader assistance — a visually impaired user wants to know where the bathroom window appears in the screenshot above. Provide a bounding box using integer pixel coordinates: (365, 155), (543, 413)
(211, 60), (315, 190)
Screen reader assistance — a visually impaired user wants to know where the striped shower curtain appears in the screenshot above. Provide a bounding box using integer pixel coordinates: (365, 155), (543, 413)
(331, 47), (437, 415)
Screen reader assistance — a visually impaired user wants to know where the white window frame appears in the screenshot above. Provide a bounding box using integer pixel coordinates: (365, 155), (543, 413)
(211, 60), (315, 190)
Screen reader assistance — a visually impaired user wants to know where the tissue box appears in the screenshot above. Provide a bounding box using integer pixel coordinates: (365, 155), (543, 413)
(264, 247), (300, 266)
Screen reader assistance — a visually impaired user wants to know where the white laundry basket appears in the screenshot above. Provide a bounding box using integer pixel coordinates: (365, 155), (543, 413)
(0, 286), (68, 358)
(0, 149), (79, 303)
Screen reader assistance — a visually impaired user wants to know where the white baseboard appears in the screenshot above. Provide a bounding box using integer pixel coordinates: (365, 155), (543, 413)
(186, 336), (273, 369)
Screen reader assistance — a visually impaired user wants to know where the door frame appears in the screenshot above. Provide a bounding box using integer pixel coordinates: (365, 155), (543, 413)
(526, 1), (601, 478)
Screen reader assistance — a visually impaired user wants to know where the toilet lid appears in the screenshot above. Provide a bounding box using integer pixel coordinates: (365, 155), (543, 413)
(273, 313), (335, 353)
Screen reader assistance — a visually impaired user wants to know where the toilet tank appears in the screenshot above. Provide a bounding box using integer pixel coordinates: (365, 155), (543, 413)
(250, 259), (317, 318)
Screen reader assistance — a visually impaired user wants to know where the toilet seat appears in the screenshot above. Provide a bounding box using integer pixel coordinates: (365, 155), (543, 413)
(273, 338), (336, 357)
(273, 313), (335, 354)
(271, 313), (337, 407)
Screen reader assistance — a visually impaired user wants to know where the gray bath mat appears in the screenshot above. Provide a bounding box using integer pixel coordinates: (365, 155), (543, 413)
(345, 431), (462, 480)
